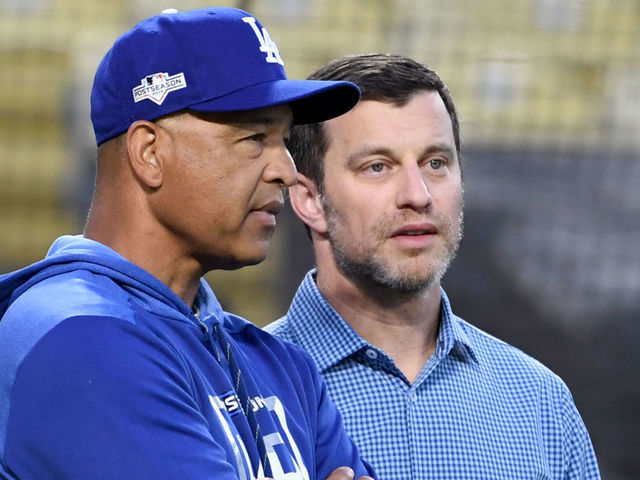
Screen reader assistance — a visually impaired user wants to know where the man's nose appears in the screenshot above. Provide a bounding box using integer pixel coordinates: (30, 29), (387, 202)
(263, 144), (297, 187)
(395, 163), (433, 210)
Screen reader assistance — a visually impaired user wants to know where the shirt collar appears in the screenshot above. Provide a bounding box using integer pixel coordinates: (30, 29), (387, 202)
(286, 270), (370, 372)
(437, 289), (479, 364)
(286, 270), (479, 371)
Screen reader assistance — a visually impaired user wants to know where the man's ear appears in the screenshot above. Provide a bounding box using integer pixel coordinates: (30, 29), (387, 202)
(289, 173), (329, 235)
(125, 120), (164, 189)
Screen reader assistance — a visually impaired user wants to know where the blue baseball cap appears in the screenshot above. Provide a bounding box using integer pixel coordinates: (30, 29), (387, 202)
(90, 7), (360, 145)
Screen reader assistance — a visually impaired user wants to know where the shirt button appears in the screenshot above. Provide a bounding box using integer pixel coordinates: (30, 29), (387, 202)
(408, 391), (418, 403)
(365, 349), (378, 360)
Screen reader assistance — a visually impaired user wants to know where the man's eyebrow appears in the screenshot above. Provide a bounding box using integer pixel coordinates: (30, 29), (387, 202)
(232, 112), (294, 129)
(239, 116), (287, 125)
(420, 143), (457, 158)
(345, 145), (393, 167)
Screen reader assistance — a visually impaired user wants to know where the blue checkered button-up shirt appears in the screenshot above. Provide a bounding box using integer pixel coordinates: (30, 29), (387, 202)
(266, 270), (600, 480)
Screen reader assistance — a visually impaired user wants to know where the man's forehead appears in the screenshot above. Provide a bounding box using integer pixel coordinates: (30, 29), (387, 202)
(326, 93), (452, 137)
(190, 104), (293, 127)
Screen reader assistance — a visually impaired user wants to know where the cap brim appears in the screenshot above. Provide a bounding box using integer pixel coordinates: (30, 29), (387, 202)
(188, 79), (360, 125)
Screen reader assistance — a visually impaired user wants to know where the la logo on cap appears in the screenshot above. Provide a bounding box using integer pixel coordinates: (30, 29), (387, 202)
(242, 17), (284, 66)
(132, 72), (187, 105)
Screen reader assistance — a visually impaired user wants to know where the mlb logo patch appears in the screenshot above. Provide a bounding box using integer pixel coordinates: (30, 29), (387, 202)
(132, 72), (187, 105)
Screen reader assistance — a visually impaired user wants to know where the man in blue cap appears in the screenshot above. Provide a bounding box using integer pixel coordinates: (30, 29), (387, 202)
(0, 8), (373, 480)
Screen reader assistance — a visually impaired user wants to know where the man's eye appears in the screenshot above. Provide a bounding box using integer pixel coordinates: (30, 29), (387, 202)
(429, 159), (445, 169)
(249, 133), (266, 143)
(369, 163), (385, 173)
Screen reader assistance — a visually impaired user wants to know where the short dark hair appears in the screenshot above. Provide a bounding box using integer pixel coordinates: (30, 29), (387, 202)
(287, 53), (461, 192)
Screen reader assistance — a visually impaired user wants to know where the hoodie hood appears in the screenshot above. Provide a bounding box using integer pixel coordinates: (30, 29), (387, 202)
(0, 235), (225, 328)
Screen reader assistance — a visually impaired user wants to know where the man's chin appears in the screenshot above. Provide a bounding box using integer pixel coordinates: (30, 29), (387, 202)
(222, 254), (267, 271)
(337, 259), (429, 292)
(376, 274), (436, 293)
(205, 249), (268, 272)
(357, 256), (449, 293)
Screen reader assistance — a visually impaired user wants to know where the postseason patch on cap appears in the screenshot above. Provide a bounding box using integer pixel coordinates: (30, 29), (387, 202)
(132, 72), (187, 105)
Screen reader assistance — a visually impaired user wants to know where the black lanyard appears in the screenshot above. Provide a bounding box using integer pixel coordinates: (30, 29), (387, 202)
(212, 323), (273, 478)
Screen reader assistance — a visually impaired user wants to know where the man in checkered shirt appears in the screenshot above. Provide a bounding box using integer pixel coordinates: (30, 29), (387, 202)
(266, 53), (600, 480)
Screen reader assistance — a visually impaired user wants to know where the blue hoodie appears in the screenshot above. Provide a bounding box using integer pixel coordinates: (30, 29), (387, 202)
(0, 236), (374, 480)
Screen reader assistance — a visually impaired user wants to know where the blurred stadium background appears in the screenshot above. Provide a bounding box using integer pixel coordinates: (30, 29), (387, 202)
(1, 0), (638, 477)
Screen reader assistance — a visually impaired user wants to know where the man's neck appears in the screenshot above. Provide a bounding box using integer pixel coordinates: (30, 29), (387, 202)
(84, 211), (203, 308)
(315, 266), (442, 384)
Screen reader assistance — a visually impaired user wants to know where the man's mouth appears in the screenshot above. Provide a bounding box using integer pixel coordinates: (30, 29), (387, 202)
(255, 199), (284, 216)
(250, 199), (284, 227)
(390, 223), (438, 237)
